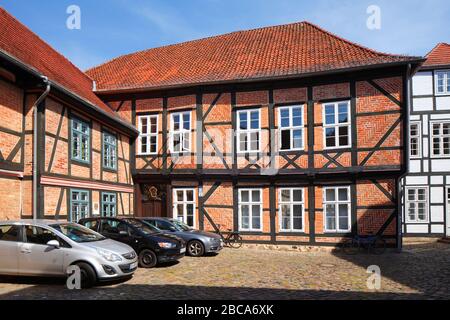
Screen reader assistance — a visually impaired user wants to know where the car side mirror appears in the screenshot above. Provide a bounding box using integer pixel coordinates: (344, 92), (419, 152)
(47, 240), (60, 248)
(169, 227), (177, 232)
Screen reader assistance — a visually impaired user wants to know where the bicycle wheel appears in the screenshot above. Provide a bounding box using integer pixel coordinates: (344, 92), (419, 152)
(228, 234), (243, 249)
(371, 238), (386, 255)
(342, 239), (359, 255)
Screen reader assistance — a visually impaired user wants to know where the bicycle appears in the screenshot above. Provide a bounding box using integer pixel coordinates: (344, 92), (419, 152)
(343, 232), (386, 255)
(215, 224), (243, 249)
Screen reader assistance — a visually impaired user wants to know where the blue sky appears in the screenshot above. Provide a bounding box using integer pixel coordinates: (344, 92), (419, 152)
(1, 0), (449, 70)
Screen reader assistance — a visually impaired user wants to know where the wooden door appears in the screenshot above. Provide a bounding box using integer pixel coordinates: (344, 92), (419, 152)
(142, 200), (165, 218)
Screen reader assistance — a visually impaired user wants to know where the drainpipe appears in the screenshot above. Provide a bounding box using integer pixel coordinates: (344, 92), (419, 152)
(397, 63), (412, 252)
(32, 76), (51, 220)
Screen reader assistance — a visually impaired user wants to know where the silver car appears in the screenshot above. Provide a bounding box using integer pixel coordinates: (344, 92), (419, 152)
(0, 220), (138, 288)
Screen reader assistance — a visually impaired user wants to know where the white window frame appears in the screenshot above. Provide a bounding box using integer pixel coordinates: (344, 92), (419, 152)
(236, 109), (261, 153)
(323, 186), (351, 233)
(430, 121), (450, 158)
(410, 121), (421, 158)
(278, 188), (305, 232)
(435, 70), (450, 95)
(405, 187), (429, 223)
(173, 188), (196, 228)
(138, 115), (158, 155)
(322, 101), (351, 149)
(278, 105), (305, 151)
(170, 112), (191, 153)
(238, 188), (263, 232)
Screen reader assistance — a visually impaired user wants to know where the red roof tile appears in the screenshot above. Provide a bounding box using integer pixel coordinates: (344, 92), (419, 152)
(0, 7), (116, 118)
(423, 43), (450, 67)
(87, 21), (422, 92)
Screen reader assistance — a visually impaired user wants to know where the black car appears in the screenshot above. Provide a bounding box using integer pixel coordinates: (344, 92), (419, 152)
(79, 217), (186, 268)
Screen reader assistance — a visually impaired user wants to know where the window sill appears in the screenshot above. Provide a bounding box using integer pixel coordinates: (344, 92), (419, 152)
(71, 159), (91, 167)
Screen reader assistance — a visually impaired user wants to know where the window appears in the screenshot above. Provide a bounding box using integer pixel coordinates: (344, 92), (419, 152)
(436, 70), (450, 94)
(278, 105), (304, 151)
(70, 190), (89, 222)
(0, 225), (20, 242)
(102, 132), (117, 170)
(410, 122), (421, 158)
(323, 186), (351, 232)
(323, 101), (351, 148)
(171, 112), (191, 153)
(173, 189), (196, 227)
(279, 188), (304, 232)
(71, 117), (90, 163)
(24, 225), (67, 247)
(406, 187), (428, 223)
(101, 192), (116, 217)
(138, 115), (158, 154)
(100, 219), (129, 235)
(431, 122), (450, 157)
(239, 189), (262, 231)
(237, 109), (260, 153)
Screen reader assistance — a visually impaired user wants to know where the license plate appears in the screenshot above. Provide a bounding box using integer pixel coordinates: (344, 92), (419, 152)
(180, 247), (186, 254)
(130, 262), (138, 269)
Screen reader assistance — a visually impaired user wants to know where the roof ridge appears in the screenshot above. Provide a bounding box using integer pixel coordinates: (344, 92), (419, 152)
(87, 21), (308, 73)
(0, 7), (94, 87)
(302, 21), (412, 59)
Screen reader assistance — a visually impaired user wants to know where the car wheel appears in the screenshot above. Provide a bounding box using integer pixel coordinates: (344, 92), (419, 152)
(187, 240), (205, 257)
(76, 262), (97, 289)
(139, 249), (157, 268)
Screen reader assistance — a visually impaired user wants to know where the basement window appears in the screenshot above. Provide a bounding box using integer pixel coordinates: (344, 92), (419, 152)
(102, 131), (117, 170)
(323, 101), (351, 149)
(431, 121), (450, 157)
(239, 189), (263, 231)
(323, 186), (351, 233)
(173, 188), (196, 227)
(406, 187), (428, 223)
(278, 105), (304, 151)
(71, 117), (90, 163)
(171, 112), (191, 153)
(435, 70), (450, 94)
(237, 109), (261, 153)
(279, 188), (304, 232)
(410, 122), (421, 158)
(70, 189), (90, 222)
(138, 115), (158, 155)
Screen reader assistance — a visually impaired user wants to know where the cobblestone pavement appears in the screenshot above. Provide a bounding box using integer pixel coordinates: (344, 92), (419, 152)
(0, 242), (449, 300)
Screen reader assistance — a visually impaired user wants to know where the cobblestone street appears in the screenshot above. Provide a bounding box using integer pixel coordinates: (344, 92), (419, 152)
(1, 241), (449, 300)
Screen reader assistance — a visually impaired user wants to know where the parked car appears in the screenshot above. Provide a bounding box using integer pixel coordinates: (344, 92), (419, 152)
(79, 217), (186, 268)
(0, 220), (138, 288)
(141, 217), (223, 257)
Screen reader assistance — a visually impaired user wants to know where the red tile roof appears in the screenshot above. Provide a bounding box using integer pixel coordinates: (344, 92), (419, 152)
(87, 21), (422, 92)
(423, 43), (450, 67)
(0, 7), (118, 119)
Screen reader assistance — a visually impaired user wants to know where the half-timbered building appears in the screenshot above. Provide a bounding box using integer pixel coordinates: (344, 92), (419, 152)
(0, 8), (137, 221)
(87, 22), (423, 247)
(402, 43), (450, 237)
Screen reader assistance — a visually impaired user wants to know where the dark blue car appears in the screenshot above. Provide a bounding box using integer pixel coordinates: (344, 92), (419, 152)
(141, 218), (223, 257)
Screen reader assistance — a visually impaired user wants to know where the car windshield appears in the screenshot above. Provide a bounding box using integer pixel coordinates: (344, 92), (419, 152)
(125, 219), (159, 235)
(170, 219), (192, 231)
(50, 223), (106, 243)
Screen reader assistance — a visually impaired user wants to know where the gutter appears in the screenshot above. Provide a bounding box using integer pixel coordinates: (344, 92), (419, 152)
(33, 76), (51, 220)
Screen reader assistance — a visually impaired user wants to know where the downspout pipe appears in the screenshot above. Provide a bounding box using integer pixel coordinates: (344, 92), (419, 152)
(33, 76), (51, 220)
(397, 63), (412, 252)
